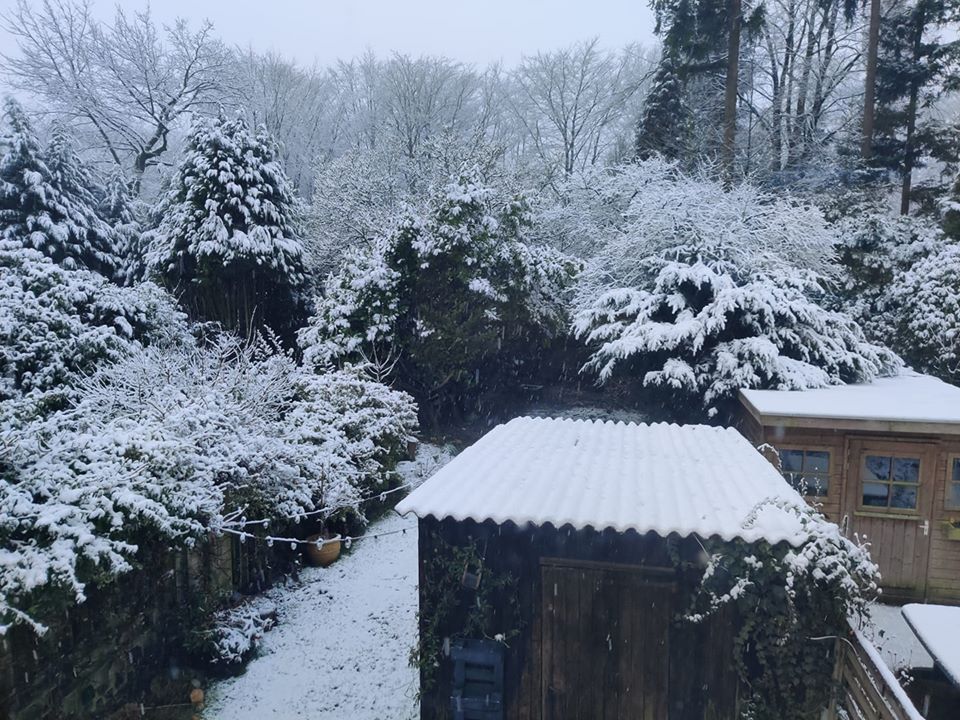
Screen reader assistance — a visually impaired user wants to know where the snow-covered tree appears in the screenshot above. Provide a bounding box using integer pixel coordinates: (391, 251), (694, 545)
(98, 168), (145, 284)
(146, 114), (308, 340)
(635, 53), (691, 161)
(0, 100), (119, 276)
(304, 136), (515, 278)
(300, 171), (578, 420)
(2, 1), (231, 191)
(572, 160), (900, 417)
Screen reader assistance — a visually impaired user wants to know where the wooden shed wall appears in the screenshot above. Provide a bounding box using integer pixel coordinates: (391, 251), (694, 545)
(738, 414), (960, 604)
(417, 517), (740, 720)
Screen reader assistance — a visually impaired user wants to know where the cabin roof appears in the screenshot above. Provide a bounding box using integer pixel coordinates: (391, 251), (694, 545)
(396, 417), (810, 546)
(739, 372), (960, 433)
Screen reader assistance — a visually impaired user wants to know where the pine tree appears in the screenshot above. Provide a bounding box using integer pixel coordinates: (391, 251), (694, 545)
(0, 99), (118, 276)
(871, 0), (960, 213)
(146, 113), (308, 340)
(635, 54), (692, 160)
(98, 168), (144, 284)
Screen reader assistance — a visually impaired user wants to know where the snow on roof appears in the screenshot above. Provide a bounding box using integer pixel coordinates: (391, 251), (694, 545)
(396, 417), (810, 546)
(902, 604), (960, 689)
(740, 372), (960, 429)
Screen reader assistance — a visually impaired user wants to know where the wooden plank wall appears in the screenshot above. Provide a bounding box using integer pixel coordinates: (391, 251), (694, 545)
(738, 409), (960, 604)
(417, 517), (740, 720)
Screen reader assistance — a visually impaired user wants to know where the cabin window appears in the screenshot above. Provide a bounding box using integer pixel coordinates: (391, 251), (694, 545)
(861, 454), (920, 510)
(948, 457), (960, 510)
(780, 449), (830, 497)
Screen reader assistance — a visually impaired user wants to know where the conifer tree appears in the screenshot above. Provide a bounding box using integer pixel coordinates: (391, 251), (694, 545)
(871, 0), (960, 213)
(98, 168), (144, 284)
(0, 99), (118, 276)
(635, 54), (692, 161)
(146, 113), (308, 340)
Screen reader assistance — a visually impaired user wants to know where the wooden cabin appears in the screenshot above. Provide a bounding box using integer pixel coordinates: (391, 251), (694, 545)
(738, 372), (960, 604)
(396, 417), (817, 720)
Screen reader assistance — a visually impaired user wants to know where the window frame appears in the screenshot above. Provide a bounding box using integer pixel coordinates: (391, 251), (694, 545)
(857, 451), (923, 514)
(776, 445), (832, 499)
(947, 454), (960, 511)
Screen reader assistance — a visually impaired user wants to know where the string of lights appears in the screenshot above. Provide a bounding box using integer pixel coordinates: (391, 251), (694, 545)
(220, 523), (411, 550)
(220, 480), (419, 530)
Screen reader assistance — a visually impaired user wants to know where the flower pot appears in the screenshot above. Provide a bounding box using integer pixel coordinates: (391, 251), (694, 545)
(305, 534), (341, 566)
(943, 522), (960, 541)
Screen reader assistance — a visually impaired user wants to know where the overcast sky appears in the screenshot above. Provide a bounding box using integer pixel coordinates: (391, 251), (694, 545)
(0, 0), (659, 68)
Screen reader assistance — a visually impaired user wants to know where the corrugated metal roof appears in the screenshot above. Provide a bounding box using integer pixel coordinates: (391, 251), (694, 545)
(396, 417), (810, 546)
(740, 372), (960, 427)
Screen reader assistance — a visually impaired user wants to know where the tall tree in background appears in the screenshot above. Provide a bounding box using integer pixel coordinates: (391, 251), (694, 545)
(650, 0), (764, 172)
(2, 0), (231, 193)
(723, 0), (744, 177)
(861, 0), (883, 159)
(146, 114), (308, 340)
(871, 0), (960, 213)
(635, 53), (693, 159)
(510, 39), (646, 179)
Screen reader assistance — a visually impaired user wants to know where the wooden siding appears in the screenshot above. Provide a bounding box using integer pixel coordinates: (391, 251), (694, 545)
(739, 408), (960, 604)
(417, 517), (740, 720)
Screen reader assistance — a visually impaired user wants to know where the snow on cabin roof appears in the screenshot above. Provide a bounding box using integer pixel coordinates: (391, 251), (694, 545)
(396, 417), (810, 546)
(740, 372), (960, 430)
(902, 604), (960, 689)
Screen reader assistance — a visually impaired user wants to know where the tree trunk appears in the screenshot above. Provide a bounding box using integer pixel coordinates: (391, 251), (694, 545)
(900, 6), (926, 215)
(723, 0), (743, 180)
(861, 0), (882, 159)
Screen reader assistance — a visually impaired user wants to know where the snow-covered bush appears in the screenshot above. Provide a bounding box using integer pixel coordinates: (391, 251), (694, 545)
(0, 99), (119, 277)
(300, 171), (578, 419)
(830, 196), (944, 342)
(191, 595), (278, 665)
(146, 113), (308, 339)
(688, 502), (880, 719)
(0, 240), (188, 422)
(891, 240), (960, 383)
(1, 333), (417, 634)
(572, 161), (900, 417)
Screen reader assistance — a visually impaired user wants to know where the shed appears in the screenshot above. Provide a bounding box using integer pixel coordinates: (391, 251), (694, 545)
(738, 372), (960, 603)
(396, 417), (812, 720)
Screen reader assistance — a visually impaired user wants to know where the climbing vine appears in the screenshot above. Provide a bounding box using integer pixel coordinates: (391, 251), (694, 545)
(684, 502), (880, 720)
(409, 536), (521, 692)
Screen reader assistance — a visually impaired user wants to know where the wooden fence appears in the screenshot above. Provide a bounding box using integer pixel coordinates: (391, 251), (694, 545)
(828, 625), (926, 720)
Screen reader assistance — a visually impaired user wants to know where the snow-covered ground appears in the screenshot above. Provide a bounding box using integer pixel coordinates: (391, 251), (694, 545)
(866, 602), (934, 672)
(204, 444), (454, 720)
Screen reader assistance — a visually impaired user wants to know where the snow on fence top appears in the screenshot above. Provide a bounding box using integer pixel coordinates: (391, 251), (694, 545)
(740, 372), (960, 429)
(902, 603), (960, 689)
(396, 417), (810, 546)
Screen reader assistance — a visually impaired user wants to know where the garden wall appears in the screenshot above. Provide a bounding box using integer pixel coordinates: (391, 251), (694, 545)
(0, 536), (243, 719)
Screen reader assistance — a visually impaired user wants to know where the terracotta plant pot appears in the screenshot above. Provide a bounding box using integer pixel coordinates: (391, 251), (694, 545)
(305, 534), (342, 567)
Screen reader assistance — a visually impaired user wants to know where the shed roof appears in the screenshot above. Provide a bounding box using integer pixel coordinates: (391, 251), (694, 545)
(902, 604), (960, 689)
(396, 417), (810, 546)
(739, 372), (960, 432)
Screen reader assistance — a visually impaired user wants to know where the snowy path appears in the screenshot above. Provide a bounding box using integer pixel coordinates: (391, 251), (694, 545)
(204, 510), (420, 719)
(205, 445), (454, 719)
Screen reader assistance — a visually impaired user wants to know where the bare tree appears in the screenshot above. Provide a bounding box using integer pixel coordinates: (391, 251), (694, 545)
(236, 49), (335, 194)
(509, 39), (647, 180)
(2, 0), (231, 192)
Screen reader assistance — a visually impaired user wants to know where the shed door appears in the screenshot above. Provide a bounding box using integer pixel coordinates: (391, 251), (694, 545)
(541, 561), (673, 720)
(843, 439), (937, 596)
